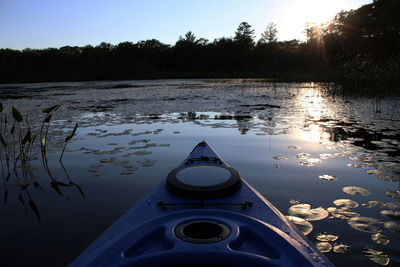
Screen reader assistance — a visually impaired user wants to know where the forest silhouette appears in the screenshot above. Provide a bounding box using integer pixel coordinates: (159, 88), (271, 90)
(0, 0), (398, 91)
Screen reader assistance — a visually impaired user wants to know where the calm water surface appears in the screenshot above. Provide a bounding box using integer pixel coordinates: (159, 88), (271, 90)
(0, 80), (399, 266)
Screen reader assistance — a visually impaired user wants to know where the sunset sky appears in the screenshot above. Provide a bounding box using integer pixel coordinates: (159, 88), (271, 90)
(0, 0), (372, 50)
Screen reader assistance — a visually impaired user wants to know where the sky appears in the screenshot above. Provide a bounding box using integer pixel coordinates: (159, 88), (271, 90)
(0, 0), (373, 50)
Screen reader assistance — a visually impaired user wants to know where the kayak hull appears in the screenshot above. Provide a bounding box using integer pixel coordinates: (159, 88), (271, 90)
(71, 141), (333, 267)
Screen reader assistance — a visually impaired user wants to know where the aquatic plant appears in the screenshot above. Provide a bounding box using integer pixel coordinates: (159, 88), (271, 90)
(0, 103), (82, 221)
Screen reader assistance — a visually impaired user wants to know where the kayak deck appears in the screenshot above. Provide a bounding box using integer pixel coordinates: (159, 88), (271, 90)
(71, 141), (333, 266)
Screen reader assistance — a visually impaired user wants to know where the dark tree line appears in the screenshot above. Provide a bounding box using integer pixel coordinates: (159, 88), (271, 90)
(0, 0), (398, 91)
(0, 23), (317, 83)
(308, 0), (400, 91)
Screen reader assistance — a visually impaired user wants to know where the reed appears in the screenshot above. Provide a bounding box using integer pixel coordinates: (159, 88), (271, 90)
(0, 103), (81, 221)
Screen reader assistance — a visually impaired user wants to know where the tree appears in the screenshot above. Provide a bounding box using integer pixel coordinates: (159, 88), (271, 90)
(259, 22), (278, 44)
(234, 22), (255, 49)
(179, 31), (196, 43)
(177, 31), (209, 46)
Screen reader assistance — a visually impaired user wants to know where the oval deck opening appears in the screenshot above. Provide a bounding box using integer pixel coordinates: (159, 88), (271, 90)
(175, 220), (230, 244)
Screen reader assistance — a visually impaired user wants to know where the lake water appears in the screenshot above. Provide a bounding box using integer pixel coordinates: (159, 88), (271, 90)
(0, 79), (399, 266)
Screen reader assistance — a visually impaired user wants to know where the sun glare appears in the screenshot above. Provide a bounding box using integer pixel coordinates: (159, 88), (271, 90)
(292, 0), (344, 24)
(296, 87), (332, 143)
(280, 0), (352, 40)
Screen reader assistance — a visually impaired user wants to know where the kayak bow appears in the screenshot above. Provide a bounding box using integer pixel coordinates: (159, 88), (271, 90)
(71, 141), (333, 267)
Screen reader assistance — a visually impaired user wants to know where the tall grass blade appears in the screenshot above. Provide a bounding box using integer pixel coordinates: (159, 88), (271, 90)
(22, 127), (31, 145)
(66, 123), (78, 142)
(44, 113), (53, 124)
(0, 133), (7, 147)
(42, 105), (60, 114)
(11, 107), (23, 123)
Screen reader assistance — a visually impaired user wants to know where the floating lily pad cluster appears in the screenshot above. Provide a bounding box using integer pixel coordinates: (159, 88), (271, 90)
(286, 203), (329, 236)
(289, 204), (329, 221)
(314, 232), (350, 254)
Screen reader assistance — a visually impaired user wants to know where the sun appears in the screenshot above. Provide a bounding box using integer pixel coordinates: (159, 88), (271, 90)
(279, 0), (353, 40)
(289, 0), (341, 25)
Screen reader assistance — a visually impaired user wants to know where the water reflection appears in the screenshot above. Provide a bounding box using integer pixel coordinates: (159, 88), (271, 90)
(0, 80), (399, 266)
(301, 123), (326, 142)
(0, 104), (83, 223)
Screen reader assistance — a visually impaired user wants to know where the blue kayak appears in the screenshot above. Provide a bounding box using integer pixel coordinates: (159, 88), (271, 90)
(71, 141), (334, 266)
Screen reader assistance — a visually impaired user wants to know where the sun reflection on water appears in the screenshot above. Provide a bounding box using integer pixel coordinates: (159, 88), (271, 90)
(296, 87), (332, 143)
(301, 123), (328, 142)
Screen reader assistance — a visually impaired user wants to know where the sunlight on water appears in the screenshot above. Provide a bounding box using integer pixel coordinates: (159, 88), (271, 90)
(0, 80), (399, 266)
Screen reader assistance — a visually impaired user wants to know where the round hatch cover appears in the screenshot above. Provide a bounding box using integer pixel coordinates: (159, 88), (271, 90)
(166, 165), (242, 198)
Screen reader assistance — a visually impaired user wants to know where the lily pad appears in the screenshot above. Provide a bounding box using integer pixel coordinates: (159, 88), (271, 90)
(343, 186), (371, 196)
(371, 140), (389, 147)
(349, 156), (363, 162)
(315, 242), (332, 253)
(296, 153), (310, 159)
(299, 161), (314, 166)
(308, 158), (321, 164)
(333, 243), (350, 254)
(380, 209), (400, 220)
(288, 204), (329, 221)
(315, 233), (338, 242)
(361, 201), (385, 208)
(285, 216), (313, 235)
(363, 248), (390, 266)
(376, 165), (400, 182)
(272, 156), (288, 161)
(319, 153), (335, 159)
(319, 174), (337, 181)
(333, 199), (359, 209)
(385, 202), (400, 210)
(384, 221), (400, 233)
(385, 190), (400, 200)
(371, 233), (389, 245)
(289, 199), (300, 205)
(347, 163), (362, 168)
(328, 207), (360, 220)
(134, 150), (152, 155)
(347, 216), (383, 233)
